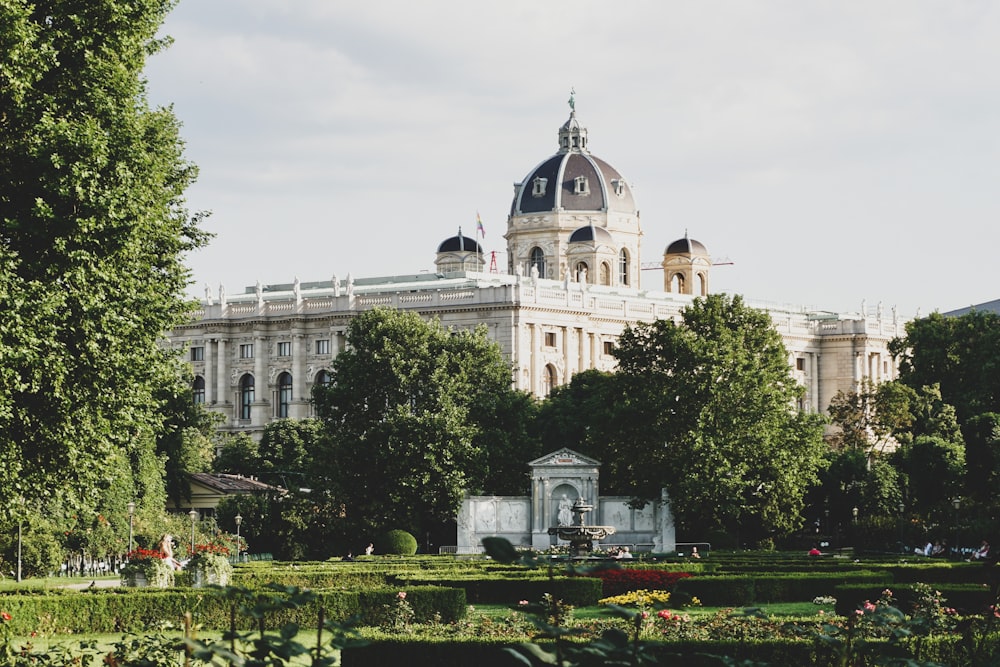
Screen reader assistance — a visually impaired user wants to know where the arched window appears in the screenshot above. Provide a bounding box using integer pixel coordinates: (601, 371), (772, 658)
(600, 262), (611, 286)
(670, 273), (686, 293)
(193, 376), (206, 404)
(277, 372), (292, 418)
(315, 370), (332, 386)
(543, 364), (557, 396)
(529, 247), (546, 278)
(619, 249), (630, 286)
(239, 374), (255, 420)
(698, 272), (708, 296)
(574, 261), (589, 283)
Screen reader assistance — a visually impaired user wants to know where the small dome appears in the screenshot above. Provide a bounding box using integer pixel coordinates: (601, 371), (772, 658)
(438, 232), (483, 254)
(569, 225), (615, 244)
(665, 236), (708, 256)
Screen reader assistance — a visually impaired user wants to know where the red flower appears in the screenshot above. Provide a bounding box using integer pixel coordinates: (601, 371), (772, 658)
(1, 611), (11, 622)
(581, 568), (692, 597)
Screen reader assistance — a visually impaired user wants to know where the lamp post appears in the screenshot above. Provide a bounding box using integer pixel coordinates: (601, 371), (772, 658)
(188, 509), (198, 556)
(16, 496), (24, 583)
(16, 518), (22, 583)
(952, 497), (961, 558)
(235, 513), (243, 563)
(898, 501), (906, 553)
(127, 501), (136, 554)
(851, 506), (859, 547)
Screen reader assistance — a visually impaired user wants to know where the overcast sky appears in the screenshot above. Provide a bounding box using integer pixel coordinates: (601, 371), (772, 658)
(145, 1), (1000, 317)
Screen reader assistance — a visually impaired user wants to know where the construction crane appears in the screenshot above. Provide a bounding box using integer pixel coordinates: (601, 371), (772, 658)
(641, 257), (734, 271)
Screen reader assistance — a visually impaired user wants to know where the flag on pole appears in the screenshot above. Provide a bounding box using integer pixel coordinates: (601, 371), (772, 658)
(476, 211), (485, 238)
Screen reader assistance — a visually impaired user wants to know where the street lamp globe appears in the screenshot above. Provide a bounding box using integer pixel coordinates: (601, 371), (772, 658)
(235, 513), (243, 562)
(127, 501), (136, 553)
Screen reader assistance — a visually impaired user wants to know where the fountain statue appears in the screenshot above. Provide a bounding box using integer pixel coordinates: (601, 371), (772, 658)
(548, 497), (616, 557)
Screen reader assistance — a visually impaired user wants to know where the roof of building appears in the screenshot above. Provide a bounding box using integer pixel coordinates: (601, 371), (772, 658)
(665, 236), (708, 256)
(437, 230), (483, 254)
(511, 111), (636, 217)
(942, 299), (1000, 317)
(568, 224), (616, 244)
(188, 473), (276, 494)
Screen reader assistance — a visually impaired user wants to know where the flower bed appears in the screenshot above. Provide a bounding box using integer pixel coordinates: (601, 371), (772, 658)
(583, 568), (693, 597)
(186, 543), (234, 587)
(121, 548), (175, 588)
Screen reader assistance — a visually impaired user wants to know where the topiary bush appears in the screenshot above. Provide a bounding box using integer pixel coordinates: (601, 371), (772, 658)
(376, 529), (418, 555)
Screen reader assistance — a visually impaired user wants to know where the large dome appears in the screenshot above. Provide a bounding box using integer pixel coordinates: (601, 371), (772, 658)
(510, 110), (637, 217)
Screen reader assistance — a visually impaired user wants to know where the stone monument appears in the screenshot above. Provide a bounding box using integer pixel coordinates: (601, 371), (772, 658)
(455, 448), (675, 554)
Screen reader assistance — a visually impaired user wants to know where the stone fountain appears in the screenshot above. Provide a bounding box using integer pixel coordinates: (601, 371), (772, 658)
(548, 497), (616, 557)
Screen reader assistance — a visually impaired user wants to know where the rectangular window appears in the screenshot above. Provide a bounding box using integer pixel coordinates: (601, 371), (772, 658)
(603, 341), (614, 356)
(796, 358), (805, 371)
(239, 343), (254, 359)
(544, 332), (557, 347)
(190, 346), (204, 362)
(277, 341), (291, 357)
(316, 339), (330, 355)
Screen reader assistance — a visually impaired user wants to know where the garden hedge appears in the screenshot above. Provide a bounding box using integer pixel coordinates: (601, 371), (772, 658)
(395, 575), (602, 606)
(674, 571), (892, 606)
(0, 585), (465, 635)
(340, 637), (822, 666)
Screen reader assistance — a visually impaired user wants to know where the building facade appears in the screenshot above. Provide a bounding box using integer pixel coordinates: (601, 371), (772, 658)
(168, 107), (904, 439)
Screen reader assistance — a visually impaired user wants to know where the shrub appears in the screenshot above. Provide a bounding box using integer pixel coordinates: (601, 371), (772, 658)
(397, 575), (602, 606)
(583, 568), (692, 597)
(376, 530), (418, 555)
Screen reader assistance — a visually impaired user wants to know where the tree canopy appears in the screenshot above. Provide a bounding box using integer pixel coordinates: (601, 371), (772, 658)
(312, 308), (536, 541)
(606, 294), (827, 541)
(0, 0), (208, 521)
(890, 310), (1000, 425)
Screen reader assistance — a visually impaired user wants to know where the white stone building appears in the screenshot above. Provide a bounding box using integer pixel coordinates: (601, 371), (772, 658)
(168, 107), (904, 439)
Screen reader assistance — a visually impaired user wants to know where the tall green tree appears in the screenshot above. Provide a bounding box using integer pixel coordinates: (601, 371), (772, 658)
(312, 308), (530, 541)
(157, 367), (221, 509)
(609, 294), (827, 541)
(257, 418), (321, 489)
(963, 413), (1000, 507)
(213, 433), (262, 477)
(0, 0), (208, 521)
(827, 379), (916, 452)
(891, 310), (1000, 425)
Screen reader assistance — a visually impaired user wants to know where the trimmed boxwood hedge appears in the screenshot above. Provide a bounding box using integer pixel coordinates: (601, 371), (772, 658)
(674, 571), (892, 606)
(395, 575), (601, 606)
(340, 638), (821, 666)
(0, 585), (465, 635)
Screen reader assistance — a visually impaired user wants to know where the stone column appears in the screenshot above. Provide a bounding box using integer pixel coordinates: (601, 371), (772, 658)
(253, 336), (267, 425)
(562, 326), (571, 381)
(292, 333), (305, 418)
(530, 323), (540, 396)
(216, 338), (228, 405)
(810, 353), (820, 414)
(204, 340), (215, 404)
